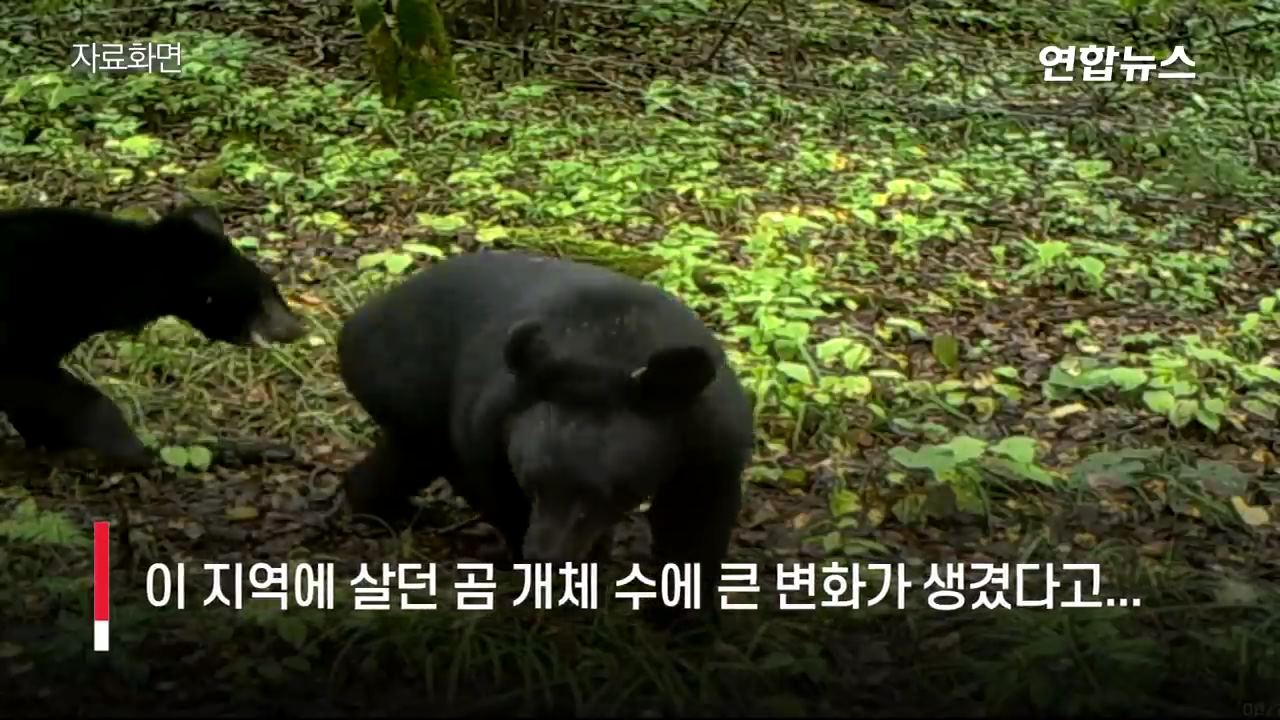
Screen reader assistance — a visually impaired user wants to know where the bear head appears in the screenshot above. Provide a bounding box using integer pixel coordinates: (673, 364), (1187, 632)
(500, 317), (718, 564)
(153, 205), (306, 348)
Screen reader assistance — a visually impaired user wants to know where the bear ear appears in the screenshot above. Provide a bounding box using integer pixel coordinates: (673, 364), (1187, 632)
(631, 346), (717, 403)
(504, 319), (553, 377)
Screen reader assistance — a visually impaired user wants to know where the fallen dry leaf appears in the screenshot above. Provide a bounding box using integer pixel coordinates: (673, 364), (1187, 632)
(1230, 497), (1269, 527)
(226, 506), (260, 521)
(1049, 403), (1088, 420)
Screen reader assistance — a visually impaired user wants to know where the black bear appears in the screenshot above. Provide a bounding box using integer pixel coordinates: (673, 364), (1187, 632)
(0, 203), (306, 468)
(338, 250), (754, 616)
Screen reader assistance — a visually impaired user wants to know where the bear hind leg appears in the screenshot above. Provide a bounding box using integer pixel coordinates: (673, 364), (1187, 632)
(0, 366), (152, 469)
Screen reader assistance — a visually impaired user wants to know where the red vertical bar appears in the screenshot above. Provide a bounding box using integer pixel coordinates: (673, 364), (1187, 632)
(93, 521), (109, 621)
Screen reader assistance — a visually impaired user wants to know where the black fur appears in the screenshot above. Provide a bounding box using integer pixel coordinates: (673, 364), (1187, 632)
(0, 204), (306, 467)
(338, 250), (754, 618)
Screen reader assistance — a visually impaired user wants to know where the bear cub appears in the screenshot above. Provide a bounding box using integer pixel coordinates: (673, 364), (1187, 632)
(0, 203), (306, 468)
(338, 250), (754, 613)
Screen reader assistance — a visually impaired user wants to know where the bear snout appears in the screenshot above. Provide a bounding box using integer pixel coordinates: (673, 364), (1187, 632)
(248, 296), (306, 346)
